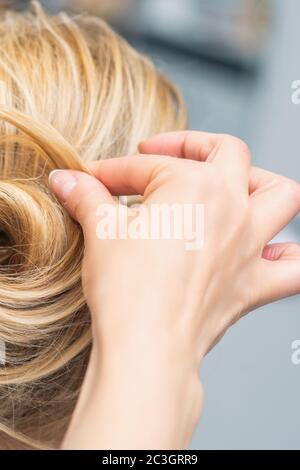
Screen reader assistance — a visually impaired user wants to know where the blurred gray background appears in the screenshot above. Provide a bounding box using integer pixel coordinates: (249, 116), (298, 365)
(17, 0), (300, 449)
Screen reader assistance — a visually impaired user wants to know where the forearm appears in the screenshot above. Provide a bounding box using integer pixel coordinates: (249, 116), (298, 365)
(62, 318), (203, 450)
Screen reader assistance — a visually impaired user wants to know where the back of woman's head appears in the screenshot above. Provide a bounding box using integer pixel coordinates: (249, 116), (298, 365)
(0, 1), (186, 449)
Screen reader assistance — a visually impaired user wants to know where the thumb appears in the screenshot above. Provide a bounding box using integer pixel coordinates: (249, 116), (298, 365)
(49, 169), (115, 234)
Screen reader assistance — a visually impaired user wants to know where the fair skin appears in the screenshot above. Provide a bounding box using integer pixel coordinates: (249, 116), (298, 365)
(48, 131), (300, 450)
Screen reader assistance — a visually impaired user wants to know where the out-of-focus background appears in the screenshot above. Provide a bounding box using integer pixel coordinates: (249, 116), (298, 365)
(10, 0), (300, 449)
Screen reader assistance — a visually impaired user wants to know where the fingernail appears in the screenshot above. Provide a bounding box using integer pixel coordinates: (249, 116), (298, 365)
(49, 170), (77, 201)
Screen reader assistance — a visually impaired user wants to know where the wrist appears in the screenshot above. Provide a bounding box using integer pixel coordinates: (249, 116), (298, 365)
(65, 320), (204, 449)
(88, 347), (203, 449)
(97, 319), (203, 445)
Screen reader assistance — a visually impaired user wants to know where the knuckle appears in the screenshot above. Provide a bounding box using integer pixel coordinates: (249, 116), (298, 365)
(153, 162), (181, 186)
(281, 178), (300, 204)
(287, 242), (300, 254)
(222, 134), (251, 158)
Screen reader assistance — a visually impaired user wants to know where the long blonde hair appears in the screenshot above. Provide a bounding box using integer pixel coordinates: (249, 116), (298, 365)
(0, 1), (186, 449)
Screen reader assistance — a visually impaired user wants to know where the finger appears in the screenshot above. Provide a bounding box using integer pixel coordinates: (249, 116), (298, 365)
(259, 243), (300, 304)
(250, 167), (300, 244)
(87, 155), (169, 196)
(139, 131), (219, 161)
(249, 166), (283, 194)
(48, 169), (115, 236)
(262, 242), (300, 261)
(140, 131), (250, 192)
(140, 130), (250, 167)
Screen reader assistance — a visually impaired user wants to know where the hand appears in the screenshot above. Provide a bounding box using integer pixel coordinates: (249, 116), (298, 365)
(49, 131), (300, 449)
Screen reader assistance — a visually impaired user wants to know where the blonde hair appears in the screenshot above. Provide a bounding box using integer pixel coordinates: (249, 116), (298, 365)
(0, 1), (186, 449)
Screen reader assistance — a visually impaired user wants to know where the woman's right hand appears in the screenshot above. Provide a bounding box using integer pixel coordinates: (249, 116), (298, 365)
(51, 130), (300, 356)
(49, 131), (300, 449)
